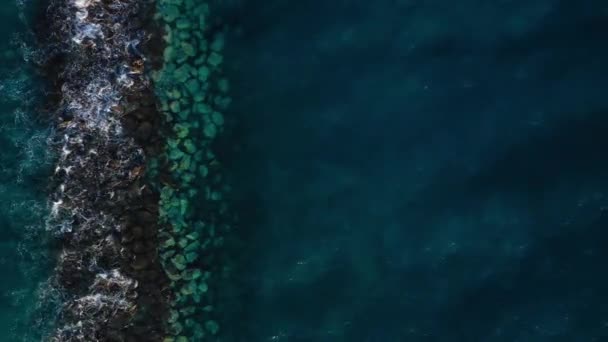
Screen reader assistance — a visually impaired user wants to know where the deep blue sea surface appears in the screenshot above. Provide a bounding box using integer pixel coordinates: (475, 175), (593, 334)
(2, 0), (608, 341)
(223, 1), (608, 341)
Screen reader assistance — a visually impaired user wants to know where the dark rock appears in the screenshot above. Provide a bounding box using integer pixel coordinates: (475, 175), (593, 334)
(135, 209), (156, 224)
(133, 241), (146, 254)
(131, 255), (150, 270)
(121, 231), (135, 244)
(131, 225), (144, 238)
(142, 224), (157, 239)
(135, 121), (153, 141)
(141, 270), (159, 282)
(123, 115), (138, 132)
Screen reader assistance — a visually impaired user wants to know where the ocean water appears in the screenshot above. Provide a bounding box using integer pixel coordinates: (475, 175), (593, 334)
(0, 0), (53, 341)
(223, 1), (608, 341)
(1, 0), (608, 341)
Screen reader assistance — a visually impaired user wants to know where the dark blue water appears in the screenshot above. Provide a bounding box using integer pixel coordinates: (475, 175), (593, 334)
(222, 1), (608, 341)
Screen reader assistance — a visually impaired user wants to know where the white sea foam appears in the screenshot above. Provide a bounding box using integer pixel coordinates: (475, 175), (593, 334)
(43, 0), (151, 340)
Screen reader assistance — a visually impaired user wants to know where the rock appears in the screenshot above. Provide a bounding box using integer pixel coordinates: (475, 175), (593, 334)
(170, 101), (181, 113)
(198, 165), (208, 177)
(141, 270), (159, 282)
(123, 115), (138, 132)
(178, 109), (190, 121)
(169, 148), (185, 161)
(178, 238), (189, 248)
(197, 65), (210, 81)
(131, 226), (143, 239)
(194, 52), (207, 65)
(181, 42), (196, 57)
(185, 252), (198, 262)
(142, 225), (157, 239)
(185, 79), (200, 95)
(167, 88), (181, 99)
(210, 33), (224, 52)
(135, 121), (153, 141)
(186, 232), (199, 240)
(205, 320), (219, 335)
(210, 191), (222, 201)
(135, 210), (156, 224)
(182, 173), (195, 183)
(182, 269), (201, 280)
(133, 241), (146, 254)
(180, 306), (196, 316)
(168, 309), (180, 324)
(178, 30), (191, 40)
(184, 240), (201, 252)
(183, 139), (196, 154)
(203, 122), (217, 139)
(214, 95), (232, 110)
(176, 18), (191, 29)
(181, 282), (195, 295)
(162, 6), (180, 23)
(121, 232), (135, 244)
(207, 52), (223, 67)
(161, 250), (176, 260)
(184, 318), (196, 328)
(165, 267), (182, 281)
(197, 281), (208, 293)
(163, 46), (176, 61)
(162, 237), (176, 248)
(175, 123), (190, 138)
(193, 324), (205, 339)
(179, 155), (192, 173)
(174, 65), (191, 83)
(193, 93), (205, 102)
(172, 254), (187, 270)
(131, 255), (150, 270)
(217, 78), (229, 93)
(195, 103), (211, 114)
(171, 322), (184, 335)
(211, 112), (224, 126)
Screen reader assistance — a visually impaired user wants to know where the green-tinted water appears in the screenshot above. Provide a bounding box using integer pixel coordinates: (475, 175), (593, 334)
(0, 1), (53, 341)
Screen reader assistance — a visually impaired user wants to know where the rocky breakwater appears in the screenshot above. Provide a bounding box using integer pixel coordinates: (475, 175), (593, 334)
(149, 0), (237, 341)
(44, 0), (168, 340)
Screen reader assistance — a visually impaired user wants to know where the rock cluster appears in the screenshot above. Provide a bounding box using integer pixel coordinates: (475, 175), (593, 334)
(44, 0), (168, 341)
(150, 0), (235, 341)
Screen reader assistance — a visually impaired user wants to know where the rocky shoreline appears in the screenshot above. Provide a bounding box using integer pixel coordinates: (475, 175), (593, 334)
(38, 0), (238, 341)
(43, 0), (169, 340)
